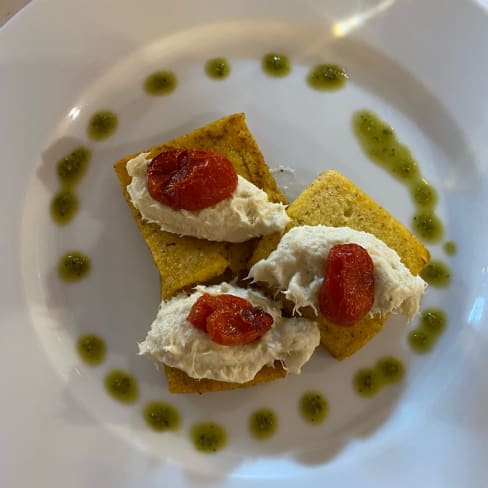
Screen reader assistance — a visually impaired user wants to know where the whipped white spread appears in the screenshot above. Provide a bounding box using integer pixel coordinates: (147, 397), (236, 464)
(249, 225), (427, 320)
(126, 152), (290, 242)
(138, 283), (320, 383)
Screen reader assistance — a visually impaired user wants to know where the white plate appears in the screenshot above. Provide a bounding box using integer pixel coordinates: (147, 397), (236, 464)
(2, 0), (488, 486)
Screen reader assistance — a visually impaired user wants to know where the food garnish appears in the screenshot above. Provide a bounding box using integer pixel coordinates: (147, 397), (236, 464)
(319, 243), (375, 326)
(147, 149), (238, 210)
(187, 293), (273, 345)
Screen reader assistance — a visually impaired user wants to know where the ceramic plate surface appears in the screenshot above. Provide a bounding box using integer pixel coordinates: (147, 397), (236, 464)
(1, 0), (488, 486)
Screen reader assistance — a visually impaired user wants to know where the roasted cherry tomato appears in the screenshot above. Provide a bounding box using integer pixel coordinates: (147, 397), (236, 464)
(147, 149), (237, 210)
(318, 243), (375, 326)
(187, 294), (249, 332)
(187, 293), (273, 345)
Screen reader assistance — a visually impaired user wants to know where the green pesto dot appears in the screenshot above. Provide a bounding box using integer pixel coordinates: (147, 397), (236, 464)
(262, 53), (291, 77)
(420, 308), (447, 335)
(408, 328), (435, 354)
(205, 57), (231, 80)
(104, 369), (139, 404)
(50, 190), (78, 224)
(299, 391), (329, 423)
(76, 334), (106, 366)
(411, 178), (438, 208)
(249, 408), (278, 440)
(58, 251), (91, 282)
(307, 64), (348, 91)
(143, 401), (181, 431)
(412, 210), (444, 243)
(376, 356), (405, 384)
(353, 368), (382, 397)
(190, 422), (227, 453)
(87, 110), (118, 140)
(144, 70), (178, 95)
(443, 240), (457, 255)
(420, 260), (451, 287)
(56, 147), (91, 186)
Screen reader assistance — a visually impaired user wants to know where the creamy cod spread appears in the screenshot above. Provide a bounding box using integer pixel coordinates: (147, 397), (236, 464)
(126, 152), (290, 242)
(138, 283), (320, 383)
(249, 225), (427, 320)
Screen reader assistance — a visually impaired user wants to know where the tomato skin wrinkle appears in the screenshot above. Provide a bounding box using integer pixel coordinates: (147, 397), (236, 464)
(319, 243), (375, 326)
(187, 293), (273, 345)
(147, 149), (238, 210)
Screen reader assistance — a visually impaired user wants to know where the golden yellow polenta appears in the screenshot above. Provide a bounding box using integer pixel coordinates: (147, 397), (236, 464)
(114, 113), (288, 393)
(252, 170), (429, 360)
(114, 113), (287, 300)
(164, 362), (286, 394)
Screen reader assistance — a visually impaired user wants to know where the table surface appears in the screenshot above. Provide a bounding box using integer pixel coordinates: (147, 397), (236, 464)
(1, 0), (30, 27)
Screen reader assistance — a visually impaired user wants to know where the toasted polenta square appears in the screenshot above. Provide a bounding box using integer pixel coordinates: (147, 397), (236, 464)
(114, 113), (287, 299)
(252, 170), (429, 360)
(114, 113), (288, 393)
(164, 362), (286, 394)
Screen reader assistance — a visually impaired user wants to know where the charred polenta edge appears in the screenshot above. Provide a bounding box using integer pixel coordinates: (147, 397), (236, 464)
(114, 113), (289, 393)
(251, 169), (430, 360)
